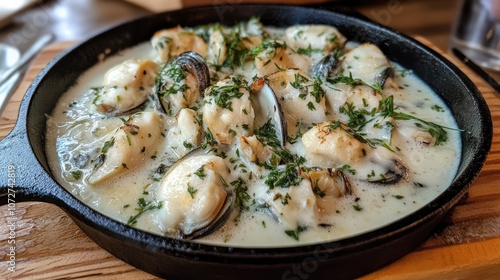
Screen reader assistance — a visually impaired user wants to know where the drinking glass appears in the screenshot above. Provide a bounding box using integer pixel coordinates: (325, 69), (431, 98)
(451, 0), (500, 71)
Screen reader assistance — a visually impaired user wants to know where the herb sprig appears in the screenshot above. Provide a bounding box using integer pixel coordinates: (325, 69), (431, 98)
(127, 198), (163, 226)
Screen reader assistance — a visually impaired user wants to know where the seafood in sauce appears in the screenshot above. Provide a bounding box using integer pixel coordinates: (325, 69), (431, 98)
(46, 18), (461, 246)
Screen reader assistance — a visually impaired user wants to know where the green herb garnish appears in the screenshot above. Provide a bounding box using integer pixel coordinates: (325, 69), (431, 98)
(285, 225), (308, 241)
(127, 198), (163, 226)
(187, 183), (198, 199)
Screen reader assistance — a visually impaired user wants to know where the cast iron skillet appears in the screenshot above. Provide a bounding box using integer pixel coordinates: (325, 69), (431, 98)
(0, 4), (492, 280)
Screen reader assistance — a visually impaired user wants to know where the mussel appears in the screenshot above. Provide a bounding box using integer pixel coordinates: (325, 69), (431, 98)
(157, 148), (234, 239)
(302, 121), (408, 185)
(151, 26), (208, 62)
(202, 76), (255, 145)
(285, 24), (347, 54)
(155, 51), (210, 116)
(94, 59), (159, 116)
(311, 54), (341, 79)
(257, 69), (328, 139)
(88, 112), (164, 184)
(252, 39), (309, 76)
(250, 77), (287, 147)
(299, 167), (353, 198)
(340, 43), (394, 89)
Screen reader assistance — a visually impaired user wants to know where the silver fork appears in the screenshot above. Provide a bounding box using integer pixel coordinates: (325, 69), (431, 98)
(0, 33), (53, 114)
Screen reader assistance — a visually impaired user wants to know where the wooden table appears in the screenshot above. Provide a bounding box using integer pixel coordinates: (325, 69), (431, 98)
(1, 36), (500, 280)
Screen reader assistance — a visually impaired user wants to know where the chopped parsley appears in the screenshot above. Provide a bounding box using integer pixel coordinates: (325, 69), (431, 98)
(101, 138), (115, 153)
(339, 164), (356, 175)
(338, 95), (454, 146)
(290, 73), (309, 89)
(285, 225), (308, 241)
(187, 183), (198, 199)
(254, 118), (281, 148)
(70, 170), (82, 180)
(183, 141), (194, 149)
(205, 77), (248, 111)
(297, 44), (322, 56)
(127, 198), (163, 226)
(249, 39), (287, 59)
(231, 177), (251, 215)
(264, 153), (306, 189)
(353, 204), (363, 211)
(194, 165), (207, 179)
(326, 71), (364, 87)
(431, 104), (445, 112)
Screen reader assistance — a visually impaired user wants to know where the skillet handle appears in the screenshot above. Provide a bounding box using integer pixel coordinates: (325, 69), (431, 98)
(0, 128), (58, 206)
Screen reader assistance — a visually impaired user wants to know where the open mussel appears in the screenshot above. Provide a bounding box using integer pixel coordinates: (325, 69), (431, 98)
(250, 77), (287, 147)
(157, 148), (234, 239)
(254, 69), (329, 141)
(302, 121), (408, 186)
(156, 51), (210, 115)
(176, 51), (211, 93)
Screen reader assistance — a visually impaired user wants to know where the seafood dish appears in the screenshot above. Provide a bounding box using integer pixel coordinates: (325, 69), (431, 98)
(46, 18), (461, 246)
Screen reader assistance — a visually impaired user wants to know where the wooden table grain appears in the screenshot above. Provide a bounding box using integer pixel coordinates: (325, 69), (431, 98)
(1, 34), (500, 280)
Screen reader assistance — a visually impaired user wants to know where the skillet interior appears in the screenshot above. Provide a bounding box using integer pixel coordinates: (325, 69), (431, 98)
(19, 4), (491, 280)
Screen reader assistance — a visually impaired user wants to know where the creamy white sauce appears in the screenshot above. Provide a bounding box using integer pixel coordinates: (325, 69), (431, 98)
(45, 22), (461, 247)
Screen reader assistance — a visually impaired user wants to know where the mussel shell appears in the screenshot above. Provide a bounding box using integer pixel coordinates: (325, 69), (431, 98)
(250, 78), (288, 147)
(181, 190), (234, 239)
(175, 51), (211, 96)
(157, 51), (210, 114)
(161, 147), (235, 240)
(375, 67), (395, 88)
(311, 54), (341, 79)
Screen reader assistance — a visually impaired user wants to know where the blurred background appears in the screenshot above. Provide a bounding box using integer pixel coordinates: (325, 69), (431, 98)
(0, 0), (461, 54)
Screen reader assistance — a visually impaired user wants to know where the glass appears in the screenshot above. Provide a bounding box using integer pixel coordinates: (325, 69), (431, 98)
(451, 0), (500, 71)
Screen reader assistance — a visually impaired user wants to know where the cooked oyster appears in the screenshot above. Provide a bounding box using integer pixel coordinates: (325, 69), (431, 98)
(264, 174), (319, 228)
(151, 26), (208, 62)
(263, 69), (328, 137)
(341, 43), (394, 88)
(202, 76), (255, 144)
(302, 121), (407, 185)
(252, 39), (309, 76)
(299, 167), (352, 198)
(158, 149), (233, 239)
(88, 112), (164, 184)
(285, 24), (346, 54)
(94, 59), (159, 115)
